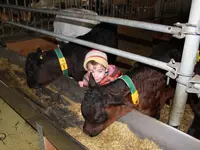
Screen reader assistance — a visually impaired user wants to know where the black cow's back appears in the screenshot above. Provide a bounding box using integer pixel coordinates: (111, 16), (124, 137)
(25, 22), (118, 88)
(59, 22), (118, 81)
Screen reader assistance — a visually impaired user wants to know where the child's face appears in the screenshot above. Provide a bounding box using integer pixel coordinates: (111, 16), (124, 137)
(87, 63), (107, 83)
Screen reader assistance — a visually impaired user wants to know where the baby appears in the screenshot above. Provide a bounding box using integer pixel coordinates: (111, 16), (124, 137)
(79, 49), (121, 87)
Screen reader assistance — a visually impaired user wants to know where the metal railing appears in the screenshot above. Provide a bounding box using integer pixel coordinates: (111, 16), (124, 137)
(0, 0), (182, 38)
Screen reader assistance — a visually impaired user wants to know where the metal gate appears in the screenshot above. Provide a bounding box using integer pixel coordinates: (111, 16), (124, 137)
(0, 0), (184, 38)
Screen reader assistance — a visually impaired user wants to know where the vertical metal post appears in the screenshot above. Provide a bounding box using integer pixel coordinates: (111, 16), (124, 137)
(40, 12), (43, 29)
(24, 0), (26, 7)
(75, 0), (77, 8)
(98, 0), (101, 15)
(72, 0), (74, 8)
(68, 0), (70, 8)
(59, 0), (61, 9)
(154, 0), (162, 22)
(6, 0), (13, 35)
(33, 12), (36, 28)
(47, 14), (50, 30)
(102, 1), (105, 16)
(64, 0), (67, 9)
(36, 123), (45, 150)
(15, 0), (18, 5)
(169, 0), (200, 128)
(89, 0), (92, 10)
(15, 0), (21, 34)
(25, 0), (28, 26)
(122, 5), (124, 18)
(95, 0), (97, 13)
(112, 4), (115, 17)
(107, 0), (112, 16)
(1, 7), (5, 37)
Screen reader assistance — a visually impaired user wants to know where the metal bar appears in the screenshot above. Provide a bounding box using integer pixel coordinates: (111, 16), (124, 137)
(112, 4), (115, 17)
(5, 21), (174, 73)
(95, 0), (96, 13)
(106, 0), (108, 16)
(89, 0), (91, 10)
(0, 15), (4, 39)
(15, 0), (21, 34)
(119, 109), (200, 150)
(6, 0), (13, 36)
(122, 4), (124, 18)
(71, 0), (73, 8)
(47, 14), (50, 30)
(33, 12), (36, 28)
(24, 0), (28, 26)
(59, 0), (61, 9)
(40, 12), (43, 29)
(10, 8), (13, 35)
(103, 1), (105, 16)
(36, 123), (45, 150)
(68, 0), (70, 8)
(74, 0), (77, 8)
(0, 4), (181, 35)
(169, 0), (200, 128)
(98, 0), (101, 15)
(24, 0), (26, 7)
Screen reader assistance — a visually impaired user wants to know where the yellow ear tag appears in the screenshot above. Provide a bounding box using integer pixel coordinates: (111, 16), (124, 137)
(131, 91), (139, 105)
(39, 55), (43, 60)
(59, 57), (68, 71)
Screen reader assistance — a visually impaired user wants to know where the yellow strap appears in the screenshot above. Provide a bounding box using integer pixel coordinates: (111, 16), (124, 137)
(131, 91), (139, 105)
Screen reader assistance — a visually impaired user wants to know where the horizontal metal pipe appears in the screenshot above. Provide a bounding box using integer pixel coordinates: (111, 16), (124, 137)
(0, 4), (182, 35)
(4, 21), (174, 73)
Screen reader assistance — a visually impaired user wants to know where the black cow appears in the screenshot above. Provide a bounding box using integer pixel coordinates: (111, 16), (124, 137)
(25, 22), (117, 88)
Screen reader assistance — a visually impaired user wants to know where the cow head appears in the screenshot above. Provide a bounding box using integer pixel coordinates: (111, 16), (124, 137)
(25, 47), (46, 88)
(81, 74), (132, 137)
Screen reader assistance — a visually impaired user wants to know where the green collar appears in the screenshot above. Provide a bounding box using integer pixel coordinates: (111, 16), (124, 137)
(119, 75), (139, 105)
(54, 47), (68, 76)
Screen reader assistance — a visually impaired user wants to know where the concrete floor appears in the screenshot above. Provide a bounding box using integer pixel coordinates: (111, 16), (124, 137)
(0, 98), (40, 150)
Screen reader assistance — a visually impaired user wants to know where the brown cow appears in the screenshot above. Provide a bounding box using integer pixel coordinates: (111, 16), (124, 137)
(80, 41), (185, 137)
(81, 64), (174, 137)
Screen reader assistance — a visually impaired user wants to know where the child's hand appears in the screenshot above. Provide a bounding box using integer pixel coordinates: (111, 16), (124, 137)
(78, 81), (84, 87)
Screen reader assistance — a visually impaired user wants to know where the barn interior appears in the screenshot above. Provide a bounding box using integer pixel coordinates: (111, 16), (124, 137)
(0, 0), (200, 150)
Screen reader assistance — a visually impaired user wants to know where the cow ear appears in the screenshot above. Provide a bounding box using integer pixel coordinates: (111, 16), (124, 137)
(36, 47), (42, 54)
(36, 48), (46, 63)
(106, 92), (124, 106)
(88, 73), (97, 88)
(106, 90), (132, 106)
